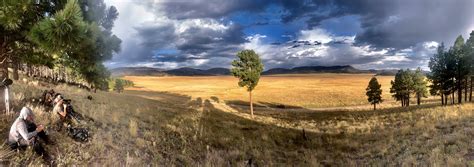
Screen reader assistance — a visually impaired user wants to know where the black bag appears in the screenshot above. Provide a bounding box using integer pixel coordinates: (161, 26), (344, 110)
(67, 125), (90, 142)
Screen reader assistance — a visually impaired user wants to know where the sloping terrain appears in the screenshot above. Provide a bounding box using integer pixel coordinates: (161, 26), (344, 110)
(0, 78), (472, 166)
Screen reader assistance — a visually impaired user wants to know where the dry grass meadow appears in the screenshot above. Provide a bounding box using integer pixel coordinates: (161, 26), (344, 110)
(124, 74), (401, 109)
(0, 74), (472, 166)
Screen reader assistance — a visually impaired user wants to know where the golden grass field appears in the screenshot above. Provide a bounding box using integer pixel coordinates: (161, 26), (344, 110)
(124, 74), (399, 109)
(0, 74), (472, 166)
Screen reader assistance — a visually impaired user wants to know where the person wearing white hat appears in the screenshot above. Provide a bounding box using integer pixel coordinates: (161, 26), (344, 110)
(8, 107), (44, 147)
(7, 107), (51, 155)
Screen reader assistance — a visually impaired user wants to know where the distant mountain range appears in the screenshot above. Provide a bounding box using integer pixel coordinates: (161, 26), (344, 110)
(111, 65), (401, 77)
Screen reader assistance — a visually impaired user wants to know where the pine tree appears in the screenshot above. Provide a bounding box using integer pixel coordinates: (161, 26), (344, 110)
(390, 69), (414, 107)
(412, 68), (428, 105)
(428, 43), (445, 105)
(366, 77), (383, 110)
(114, 79), (123, 93)
(231, 49), (264, 117)
(27, 0), (121, 90)
(453, 35), (470, 103)
(465, 31), (474, 102)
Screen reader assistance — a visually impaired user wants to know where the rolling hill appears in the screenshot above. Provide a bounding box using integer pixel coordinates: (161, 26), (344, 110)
(110, 65), (403, 76)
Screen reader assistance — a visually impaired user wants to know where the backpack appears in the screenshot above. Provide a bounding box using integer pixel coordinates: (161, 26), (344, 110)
(67, 125), (90, 142)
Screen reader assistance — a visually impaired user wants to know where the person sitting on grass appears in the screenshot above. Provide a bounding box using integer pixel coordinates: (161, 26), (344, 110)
(53, 96), (69, 129)
(53, 97), (67, 118)
(8, 107), (50, 155)
(44, 89), (56, 107)
(52, 94), (63, 106)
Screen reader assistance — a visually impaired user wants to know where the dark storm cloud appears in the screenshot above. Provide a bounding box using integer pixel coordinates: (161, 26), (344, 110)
(279, 0), (474, 49)
(118, 20), (247, 67)
(139, 0), (474, 50)
(135, 23), (176, 49)
(111, 23), (177, 63)
(176, 25), (246, 56)
(107, 0), (474, 69)
(135, 0), (275, 20)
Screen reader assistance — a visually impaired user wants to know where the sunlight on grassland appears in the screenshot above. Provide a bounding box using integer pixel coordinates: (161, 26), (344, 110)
(124, 74), (396, 108)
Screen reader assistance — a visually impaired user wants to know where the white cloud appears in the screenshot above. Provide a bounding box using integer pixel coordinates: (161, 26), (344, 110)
(104, 0), (443, 70)
(241, 28), (438, 70)
(299, 29), (333, 44)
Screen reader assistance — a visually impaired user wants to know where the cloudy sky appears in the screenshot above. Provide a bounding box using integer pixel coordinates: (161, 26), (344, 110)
(103, 0), (474, 70)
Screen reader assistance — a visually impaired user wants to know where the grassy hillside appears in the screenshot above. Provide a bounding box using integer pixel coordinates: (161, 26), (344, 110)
(0, 77), (472, 166)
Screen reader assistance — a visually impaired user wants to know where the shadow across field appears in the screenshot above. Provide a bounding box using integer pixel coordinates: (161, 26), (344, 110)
(225, 99), (446, 122)
(123, 89), (328, 165)
(125, 90), (474, 165)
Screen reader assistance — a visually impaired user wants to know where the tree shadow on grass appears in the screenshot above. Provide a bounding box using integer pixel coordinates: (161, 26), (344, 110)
(225, 99), (448, 122)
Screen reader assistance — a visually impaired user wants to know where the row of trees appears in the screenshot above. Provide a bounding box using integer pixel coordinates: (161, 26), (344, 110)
(367, 32), (474, 110)
(428, 33), (473, 105)
(0, 0), (121, 91)
(390, 68), (428, 107)
(366, 68), (429, 110)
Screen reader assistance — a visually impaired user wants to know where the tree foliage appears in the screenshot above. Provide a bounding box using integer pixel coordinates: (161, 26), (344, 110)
(110, 78), (133, 93)
(428, 33), (473, 104)
(113, 78), (123, 93)
(231, 50), (264, 92)
(390, 69), (414, 107)
(366, 77), (383, 110)
(231, 49), (264, 117)
(0, 0), (122, 91)
(412, 68), (428, 105)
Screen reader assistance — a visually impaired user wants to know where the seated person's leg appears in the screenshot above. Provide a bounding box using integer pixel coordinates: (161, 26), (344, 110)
(10, 138), (29, 150)
(26, 122), (49, 143)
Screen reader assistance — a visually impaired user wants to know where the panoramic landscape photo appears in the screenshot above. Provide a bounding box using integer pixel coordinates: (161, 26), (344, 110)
(0, 0), (473, 166)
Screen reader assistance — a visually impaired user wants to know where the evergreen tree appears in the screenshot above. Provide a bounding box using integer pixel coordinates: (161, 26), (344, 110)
(453, 35), (470, 103)
(390, 69), (414, 107)
(114, 78), (123, 93)
(366, 77), (383, 110)
(412, 68), (428, 105)
(443, 48), (457, 104)
(27, 0), (120, 90)
(428, 43), (446, 105)
(465, 31), (474, 102)
(231, 49), (264, 117)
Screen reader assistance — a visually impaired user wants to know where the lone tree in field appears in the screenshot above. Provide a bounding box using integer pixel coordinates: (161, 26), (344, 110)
(231, 49), (264, 117)
(366, 77), (383, 110)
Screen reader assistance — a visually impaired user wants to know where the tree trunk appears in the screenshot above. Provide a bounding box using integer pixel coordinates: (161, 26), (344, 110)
(458, 79), (462, 104)
(407, 95), (410, 107)
(452, 91), (455, 104)
(249, 91), (253, 117)
(465, 79), (468, 102)
(373, 103), (376, 110)
(417, 93), (421, 105)
(441, 93), (444, 105)
(0, 42), (7, 113)
(444, 93), (447, 105)
(12, 60), (18, 80)
(470, 76), (472, 102)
